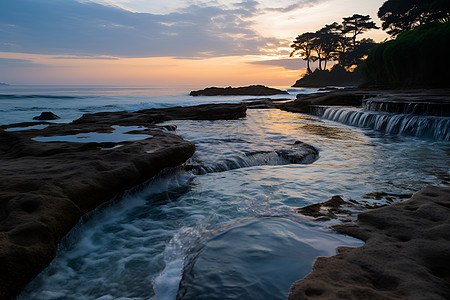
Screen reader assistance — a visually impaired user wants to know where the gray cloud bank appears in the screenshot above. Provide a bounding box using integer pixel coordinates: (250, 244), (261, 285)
(0, 0), (294, 58)
(248, 58), (307, 70)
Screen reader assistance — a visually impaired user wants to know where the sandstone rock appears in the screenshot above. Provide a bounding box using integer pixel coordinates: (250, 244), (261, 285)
(288, 185), (450, 300)
(282, 91), (368, 113)
(297, 195), (351, 221)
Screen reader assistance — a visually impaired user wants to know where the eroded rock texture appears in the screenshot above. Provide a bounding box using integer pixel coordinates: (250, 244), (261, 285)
(0, 103), (246, 299)
(289, 185), (450, 300)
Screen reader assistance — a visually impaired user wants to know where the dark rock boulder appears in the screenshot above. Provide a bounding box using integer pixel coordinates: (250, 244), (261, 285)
(33, 112), (60, 120)
(189, 85), (288, 96)
(276, 141), (319, 164)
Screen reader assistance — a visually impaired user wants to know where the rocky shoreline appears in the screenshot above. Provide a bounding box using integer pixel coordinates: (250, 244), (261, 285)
(0, 103), (246, 299)
(289, 185), (450, 300)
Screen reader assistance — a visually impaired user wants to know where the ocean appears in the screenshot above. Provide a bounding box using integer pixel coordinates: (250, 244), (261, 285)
(1, 85), (448, 299)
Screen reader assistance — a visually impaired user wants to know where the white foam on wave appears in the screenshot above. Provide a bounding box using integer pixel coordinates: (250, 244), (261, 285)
(5, 124), (49, 131)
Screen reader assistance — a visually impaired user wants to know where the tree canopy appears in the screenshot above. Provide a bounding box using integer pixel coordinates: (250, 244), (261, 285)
(378, 0), (450, 36)
(290, 14), (378, 73)
(342, 14), (379, 47)
(290, 32), (316, 74)
(360, 21), (450, 86)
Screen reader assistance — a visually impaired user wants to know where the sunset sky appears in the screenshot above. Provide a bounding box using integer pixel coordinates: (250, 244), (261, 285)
(0, 0), (388, 86)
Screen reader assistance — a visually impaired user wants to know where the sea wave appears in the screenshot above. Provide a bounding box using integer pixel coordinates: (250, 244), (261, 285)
(0, 94), (88, 99)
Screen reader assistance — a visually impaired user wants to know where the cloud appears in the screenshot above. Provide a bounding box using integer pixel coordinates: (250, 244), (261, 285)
(50, 56), (120, 60)
(0, 0), (284, 58)
(248, 58), (306, 70)
(261, 0), (322, 12)
(0, 58), (38, 66)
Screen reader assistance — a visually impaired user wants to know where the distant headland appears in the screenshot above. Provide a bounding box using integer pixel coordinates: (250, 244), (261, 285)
(190, 85), (288, 96)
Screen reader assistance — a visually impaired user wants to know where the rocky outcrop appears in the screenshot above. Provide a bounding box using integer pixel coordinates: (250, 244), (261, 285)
(282, 90), (371, 113)
(33, 112), (60, 120)
(288, 185), (450, 300)
(0, 103), (247, 299)
(73, 103), (247, 125)
(282, 88), (450, 114)
(189, 85), (289, 96)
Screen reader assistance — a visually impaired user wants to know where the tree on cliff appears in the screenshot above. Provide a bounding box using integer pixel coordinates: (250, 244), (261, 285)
(339, 38), (376, 69)
(290, 32), (316, 74)
(290, 14), (378, 79)
(378, 0), (450, 36)
(342, 14), (379, 47)
(314, 23), (344, 70)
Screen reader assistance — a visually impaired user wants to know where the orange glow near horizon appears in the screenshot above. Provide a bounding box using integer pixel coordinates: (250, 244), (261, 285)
(0, 52), (305, 87)
(0, 0), (389, 87)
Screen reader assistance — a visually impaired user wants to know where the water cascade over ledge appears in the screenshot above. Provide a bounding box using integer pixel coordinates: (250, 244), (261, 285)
(311, 99), (450, 141)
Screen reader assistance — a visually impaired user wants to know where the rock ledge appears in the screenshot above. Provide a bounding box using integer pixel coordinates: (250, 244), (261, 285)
(289, 185), (450, 300)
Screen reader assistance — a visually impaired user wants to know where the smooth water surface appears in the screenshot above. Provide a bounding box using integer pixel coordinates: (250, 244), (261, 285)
(32, 125), (150, 143)
(179, 217), (362, 300)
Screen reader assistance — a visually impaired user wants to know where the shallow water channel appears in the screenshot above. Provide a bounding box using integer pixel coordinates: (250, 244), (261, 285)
(20, 109), (449, 300)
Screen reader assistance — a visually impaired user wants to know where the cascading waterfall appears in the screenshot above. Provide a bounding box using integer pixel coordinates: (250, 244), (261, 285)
(363, 99), (450, 116)
(311, 101), (450, 141)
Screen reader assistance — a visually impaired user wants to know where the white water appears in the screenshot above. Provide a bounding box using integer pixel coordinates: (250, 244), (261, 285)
(312, 105), (450, 140)
(1, 85), (447, 299)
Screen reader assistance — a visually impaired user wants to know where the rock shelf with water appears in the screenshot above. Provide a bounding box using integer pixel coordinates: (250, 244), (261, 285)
(282, 88), (450, 114)
(0, 103), (246, 299)
(289, 185), (450, 300)
(281, 89), (450, 140)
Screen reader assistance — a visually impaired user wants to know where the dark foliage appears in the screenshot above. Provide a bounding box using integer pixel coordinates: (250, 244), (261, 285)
(290, 15), (378, 76)
(292, 65), (362, 87)
(342, 14), (379, 47)
(360, 21), (450, 87)
(378, 0), (450, 36)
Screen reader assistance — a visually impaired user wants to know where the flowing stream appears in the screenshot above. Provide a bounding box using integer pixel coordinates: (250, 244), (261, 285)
(18, 107), (449, 300)
(3, 85), (447, 300)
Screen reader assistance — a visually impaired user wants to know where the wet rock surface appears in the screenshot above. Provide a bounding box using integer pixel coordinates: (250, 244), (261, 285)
(0, 103), (247, 299)
(185, 141), (319, 175)
(282, 90), (369, 113)
(289, 185), (450, 300)
(281, 88), (450, 114)
(189, 85), (289, 96)
(33, 112), (60, 120)
(297, 192), (413, 222)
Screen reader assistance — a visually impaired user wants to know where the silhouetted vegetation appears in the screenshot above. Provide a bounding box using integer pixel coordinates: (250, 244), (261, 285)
(379, 0), (450, 36)
(291, 14), (378, 73)
(360, 21), (450, 87)
(292, 65), (361, 87)
(291, 0), (450, 88)
(290, 14), (378, 86)
(359, 0), (450, 87)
